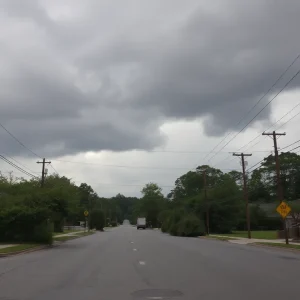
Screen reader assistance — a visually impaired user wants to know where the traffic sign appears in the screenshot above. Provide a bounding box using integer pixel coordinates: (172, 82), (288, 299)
(84, 210), (89, 217)
(276, 201), (291, 219)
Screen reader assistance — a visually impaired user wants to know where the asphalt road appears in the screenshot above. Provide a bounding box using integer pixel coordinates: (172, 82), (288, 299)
(0, 225), (299, 300)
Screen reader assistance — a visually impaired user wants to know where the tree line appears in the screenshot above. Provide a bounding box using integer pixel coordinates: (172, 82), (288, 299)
(1, 151), (300, 243)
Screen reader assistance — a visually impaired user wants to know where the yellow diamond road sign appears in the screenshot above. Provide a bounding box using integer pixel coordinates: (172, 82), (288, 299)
(84, 210), (89, 217)
(276, 201), (291, 219)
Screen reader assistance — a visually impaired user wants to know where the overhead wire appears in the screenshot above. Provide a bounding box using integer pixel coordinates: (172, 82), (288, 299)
(0, 123), (41, 158)
(202, 54), (300, 163)
(0, 155), (38, 178)
(208, 69), (300, 164)
(49, 163), (59, 174)
(1, 153), (40, 175)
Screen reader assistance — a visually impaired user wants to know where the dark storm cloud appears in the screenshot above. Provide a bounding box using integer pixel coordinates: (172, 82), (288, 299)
(0, 0), (300, 157)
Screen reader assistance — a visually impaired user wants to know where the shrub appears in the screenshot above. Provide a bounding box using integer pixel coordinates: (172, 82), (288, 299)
(176, 214), (206, 237)
(89, 209), (105, 230)
(0, 206), (53, 244)
(167, 209), (184, 235)
(33, 221), (53, 244)
(110, 220), (118, 227)
(169, 222), (179, 236)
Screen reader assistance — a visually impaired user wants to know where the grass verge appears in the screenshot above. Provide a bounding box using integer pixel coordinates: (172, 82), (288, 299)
(203, 236), (237, 241)
(254, 242), (300, 250)
(53, 231), (94, 242)
(0, 244), (40, 254)
(216, 231), (277, 239)
(53, 229), (84, 236)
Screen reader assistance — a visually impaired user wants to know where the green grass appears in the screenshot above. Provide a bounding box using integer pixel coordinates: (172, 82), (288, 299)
(0, 244), (40, 254)
(53, 229), (83, 236)
(53, 231), (94, 241)
(216, 231), (277, 239)
(204, 236), (237, 241)
(254, 242), (300, 250)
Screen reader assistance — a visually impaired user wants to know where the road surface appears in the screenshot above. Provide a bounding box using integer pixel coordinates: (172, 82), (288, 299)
(0, 225), (299, 300)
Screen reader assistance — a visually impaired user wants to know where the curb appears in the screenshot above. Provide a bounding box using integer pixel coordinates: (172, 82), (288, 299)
(0, 245), (51, 258)
(0, 232), (97, 257)
(249, 243), (300, 253)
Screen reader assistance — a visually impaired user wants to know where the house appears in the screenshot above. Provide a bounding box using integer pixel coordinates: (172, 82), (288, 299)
(256, 199), (300, 238)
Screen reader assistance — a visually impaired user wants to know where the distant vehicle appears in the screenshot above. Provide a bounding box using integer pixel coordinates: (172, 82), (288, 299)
(137, 217), (146, 230)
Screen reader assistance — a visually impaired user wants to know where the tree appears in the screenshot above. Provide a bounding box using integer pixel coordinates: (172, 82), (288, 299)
(89, 209), (105, 230)
(132, 183), (167, 227)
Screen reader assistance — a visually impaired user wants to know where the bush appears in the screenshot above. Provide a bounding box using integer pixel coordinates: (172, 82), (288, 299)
(89, 209), (105, 230)
(160, 209), (205, 237)
(0, 206), (53, 244)
(110, 220), (118, 227)
(167, 209), (184, 235)
(176, 214), (206, 237)
(33, 222), (53, 244)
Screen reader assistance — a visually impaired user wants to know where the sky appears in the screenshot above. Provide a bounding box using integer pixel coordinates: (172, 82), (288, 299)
(0, 0), (300, 197)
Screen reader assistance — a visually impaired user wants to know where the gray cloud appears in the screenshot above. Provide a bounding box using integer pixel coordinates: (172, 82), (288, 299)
(0, 0), (300, 157)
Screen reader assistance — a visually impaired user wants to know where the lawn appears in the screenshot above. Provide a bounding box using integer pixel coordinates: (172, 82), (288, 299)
(254, 242), (300, 250)
(203, 236), (237, 241)
(0, 244), (40, 254)
(53, 231), (94, 241)
(53, 229), (84, 236)
(215, 231), (278, 239)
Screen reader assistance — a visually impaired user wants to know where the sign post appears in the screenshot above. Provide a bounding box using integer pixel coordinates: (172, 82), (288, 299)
(84, 211), (89, 232)
(276, 201), (291, 241)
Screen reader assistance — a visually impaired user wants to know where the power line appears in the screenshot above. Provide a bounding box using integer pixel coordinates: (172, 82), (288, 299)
(1, 153), (39, 174)
(280, 138), (300, 151)
(0, 155), (38, 178)
(51, 159), (246, 171)
(73, 181), (175, 188)
(239, 102), (300, 152)
(203, 54), (300, 162)
(275, 109), (300, 131)
(284, 144), (300, 152)
(49, 163), (59, 174)
(0, 123), (41, 158)
(208, 68), (300, 163)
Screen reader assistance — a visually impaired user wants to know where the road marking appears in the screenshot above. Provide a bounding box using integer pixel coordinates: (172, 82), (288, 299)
(139, 261), (146, 265)
(133, 248), (137, 251)
(130, 241), (134, 244)
(147, 297), (163, 300)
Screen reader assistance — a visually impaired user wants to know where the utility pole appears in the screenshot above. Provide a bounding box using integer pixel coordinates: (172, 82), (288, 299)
(233, 152), (252, 239)
(203, 169), (209, 235)
(262, 131), (289, 244)
(36, 158), (51, 187)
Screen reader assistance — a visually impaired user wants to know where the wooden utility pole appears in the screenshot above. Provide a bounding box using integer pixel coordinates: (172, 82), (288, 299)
(203, 169), (209, 235)
(36, 158), (51, 187)
(233, 152), (252, 239)
(262, 131), (289, 244)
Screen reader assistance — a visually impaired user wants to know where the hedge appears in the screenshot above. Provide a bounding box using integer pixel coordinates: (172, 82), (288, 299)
(0, 206), (53, 244)
(161, 210), (206, 237)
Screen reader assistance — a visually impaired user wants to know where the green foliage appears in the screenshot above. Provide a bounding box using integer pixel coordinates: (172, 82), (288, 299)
(159, 209), (205, 237)
(177, 214), (206, 237)
(1, 152), (298, 242)
(89, 209), (105, 230)
(0, 206), (52, 244)
(110, 220), (118, 227)
(132, 183), (168, 228)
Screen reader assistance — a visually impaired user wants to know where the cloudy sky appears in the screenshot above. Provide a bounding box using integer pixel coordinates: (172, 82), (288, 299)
(1, 0), (300, 197)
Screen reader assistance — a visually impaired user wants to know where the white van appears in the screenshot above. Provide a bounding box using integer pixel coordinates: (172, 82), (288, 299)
(137, 217), (146, 229)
